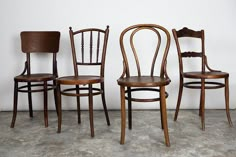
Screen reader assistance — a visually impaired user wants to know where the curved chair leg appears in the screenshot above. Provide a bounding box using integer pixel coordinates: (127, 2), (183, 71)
(43, 81), (48, 127)
(76, 85), (81, 124)
(57, 84), (62, 133)
(120, 86), (126, 144)
(88, 84), (94, 137)
(11, 81), (18, 128)
(174, 78), (183, 121)
(159, 91), (163, 130)
(127, 87), (132, 130)
(53, 80), (58, 116)
(200, 79), (205, 130)
(160, 86), (170, 147)
(225, 77), (233, 126)
(27, 82), (33, 118)
(101, 83), (110, 126)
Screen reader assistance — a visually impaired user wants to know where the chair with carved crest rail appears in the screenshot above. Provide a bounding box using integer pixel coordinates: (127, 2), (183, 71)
(172, 27), (233, 130)
(10, 31), (60, 128)
(56, 26), (110, 137)
(117, 24), (171, 146)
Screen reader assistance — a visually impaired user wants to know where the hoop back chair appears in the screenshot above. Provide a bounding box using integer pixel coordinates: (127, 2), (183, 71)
(117, 24), (171, 146)
(57, 26), (110, 137)
(172, 27), (233, 130)
(11, 31), (60, 128)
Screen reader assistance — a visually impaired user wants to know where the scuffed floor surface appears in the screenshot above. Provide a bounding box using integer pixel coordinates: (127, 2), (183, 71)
(0, 110), (235, 157)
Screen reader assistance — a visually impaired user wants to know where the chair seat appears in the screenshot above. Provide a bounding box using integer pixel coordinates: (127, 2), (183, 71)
(57, 75), (104, 85)
(183, 71), (229, 79)
(14, 73), (55, 82)
(117, 76), (170, 87)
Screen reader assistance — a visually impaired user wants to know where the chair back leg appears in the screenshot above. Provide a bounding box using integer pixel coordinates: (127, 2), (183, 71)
(101, 83), (110, 126)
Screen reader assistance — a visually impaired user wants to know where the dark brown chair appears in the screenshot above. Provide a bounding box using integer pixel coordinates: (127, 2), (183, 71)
(117, 24), (171, 146)
(11, 31), (60, 128)
(172, 27), (233, 130)
(56, 26), (110, 137)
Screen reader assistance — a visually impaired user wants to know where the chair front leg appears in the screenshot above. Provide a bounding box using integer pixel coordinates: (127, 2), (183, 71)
(88, 84), (94, 137)
(120, 86), (126, 144)
(53, 80), (58, 116)
(174, 77), (183, 121)
(127, 87), (132, 130)
(43, 81), (48, 127)
(11, 81), (19, 128)
(200, 79), (205, 130)
(57, 84), (62, 133)
(160, 86), (170, 147)
(76, 85), (81, 124)
(159, 88), (163, 130)
(199, 90), (203, 117)
(27, 82), (33, 118)
(225, 77), (233, 126)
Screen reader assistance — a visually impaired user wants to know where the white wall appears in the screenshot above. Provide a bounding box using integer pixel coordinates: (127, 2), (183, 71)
(1, 0), (236, 111)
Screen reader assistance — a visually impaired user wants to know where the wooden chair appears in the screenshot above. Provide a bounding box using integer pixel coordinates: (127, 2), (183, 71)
(117, 24), (171, 146)
(11, 31), (60, 128)
(56, 26), (110, 137)
(172, 27), (233, 130)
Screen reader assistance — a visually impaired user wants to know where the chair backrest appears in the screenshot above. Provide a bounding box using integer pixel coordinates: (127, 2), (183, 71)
(172, 27), (205, 73)
(119, 24), (171, 78)
(20, 31), (61, 75)
(69, 26), (109, 77)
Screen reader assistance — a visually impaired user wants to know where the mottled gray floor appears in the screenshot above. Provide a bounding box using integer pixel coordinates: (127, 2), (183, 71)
(0, 110), (235, 157)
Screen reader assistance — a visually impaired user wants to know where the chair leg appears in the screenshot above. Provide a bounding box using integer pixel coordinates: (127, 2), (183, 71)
(199, 91), (203, 117)
(43, 81), (48, 127)
(120, 86), (126, 145)
(127, 87), (132, 130)
(160, 86), (170, 147)
(57, 84), (62, 133)
(225, 77), (233, 126)
(27, 82), (33, 118)
(88, 84), (94, 137)
(11, 81), (18, 128)
(159, 90), (163, 130)
(76, 85), (81, 124)
(101, 83), (110, 126)
(174, 78), (183, 121)
(200, 79), (205, 131)
(53, 80), (58, 116)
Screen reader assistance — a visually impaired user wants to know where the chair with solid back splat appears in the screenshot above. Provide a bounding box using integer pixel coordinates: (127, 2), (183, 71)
(117, 24), (171, 146)
(11, 31), (60, 128)
(172, 27), (233, 130)
(56, 26), (110, 137)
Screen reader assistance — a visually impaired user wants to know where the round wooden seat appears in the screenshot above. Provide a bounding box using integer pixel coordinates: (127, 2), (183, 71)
(183, 71), (229, 79)
(15, 73), (55, 82)
(57, 76), (103, 85)
(117, 76), (170, 87)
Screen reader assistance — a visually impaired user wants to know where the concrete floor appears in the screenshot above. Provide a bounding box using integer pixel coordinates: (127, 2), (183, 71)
(0, 110), (235, 157)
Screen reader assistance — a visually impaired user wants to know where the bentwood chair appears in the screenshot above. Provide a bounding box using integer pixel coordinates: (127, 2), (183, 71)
(172, 27), (233, 130)
(11, 31), (60, 128)
(57, 26), (110, 137)
(117, 24), (171, 146)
